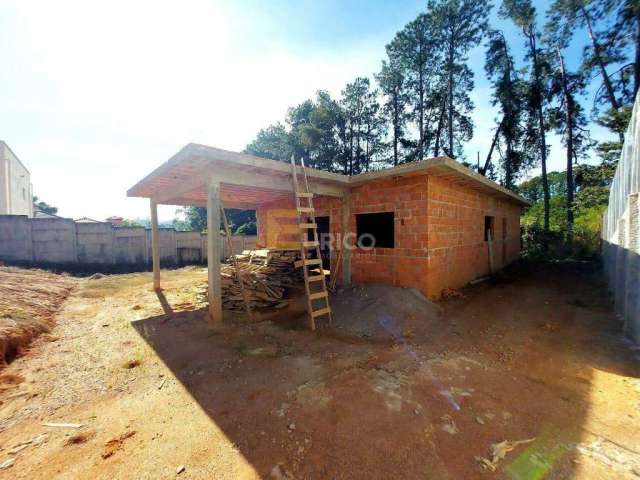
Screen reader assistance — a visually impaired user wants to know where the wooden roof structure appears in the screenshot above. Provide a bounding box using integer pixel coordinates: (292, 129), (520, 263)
(127, 143), (530, 207)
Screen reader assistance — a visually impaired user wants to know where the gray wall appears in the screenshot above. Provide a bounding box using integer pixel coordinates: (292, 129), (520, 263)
(0, 215), (256, 269)
(602, 93), (640, 343)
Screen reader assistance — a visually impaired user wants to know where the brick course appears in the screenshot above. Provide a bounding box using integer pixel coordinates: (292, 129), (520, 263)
(256, 173), (523, 299)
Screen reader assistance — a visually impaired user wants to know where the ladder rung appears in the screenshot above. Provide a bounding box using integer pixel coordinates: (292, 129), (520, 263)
(309, 291), (328, 301)
(294, 258), (322, 268)
(299, 223), (317, 229)
(297, 207), (314, 213)
(311, 307), (331, 318)
(302, 241), (319, 248)
(297, 192), (314, 198)
(308, 274), (325, 282)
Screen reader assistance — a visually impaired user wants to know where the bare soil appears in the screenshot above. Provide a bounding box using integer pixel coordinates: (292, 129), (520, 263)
(0, 262), (638, 479)
(0, 267), (75, 365)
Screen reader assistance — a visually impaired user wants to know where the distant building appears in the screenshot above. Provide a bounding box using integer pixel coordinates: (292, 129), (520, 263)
(0, 141), (34, 217)
(106, 216), (124, 227)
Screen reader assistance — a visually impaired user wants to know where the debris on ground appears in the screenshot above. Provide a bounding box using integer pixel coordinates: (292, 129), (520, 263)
(0, 458), (15, 469)
(42, 422), (83, 429)
(441, 415), (459, 435)
(102, 431), (136, 459)
(199, 249), (302, 311)
(441, 288), (466, 299)
(176, 465), (186, 474)
(476, 438), (535, 471)
(88, 273), (106, 280)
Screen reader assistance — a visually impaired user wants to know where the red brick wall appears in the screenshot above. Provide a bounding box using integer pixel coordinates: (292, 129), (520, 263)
(425, 175), (521, 298)
(255, 174), (522, 299)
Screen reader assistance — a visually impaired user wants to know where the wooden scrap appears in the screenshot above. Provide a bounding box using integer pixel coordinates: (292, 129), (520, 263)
(42, 422), (83, 429)
(206, 249), (303, 312)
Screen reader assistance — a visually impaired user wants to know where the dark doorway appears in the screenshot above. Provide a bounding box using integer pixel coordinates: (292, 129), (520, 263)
(308, 216), (331, 271)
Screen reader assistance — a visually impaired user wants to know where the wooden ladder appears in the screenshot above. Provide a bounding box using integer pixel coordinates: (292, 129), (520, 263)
(290, 156), (333, 330)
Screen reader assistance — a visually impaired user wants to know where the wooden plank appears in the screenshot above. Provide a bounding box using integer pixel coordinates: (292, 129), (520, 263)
(311, 307), (332, 318)
(299, 223), (317, 229)
(207, 181), (222, 323)
(220, 203), (252, 320)
(308, 274), (325, 282)
(297, 192), (314, 198)
(302, 241), (319, 248)
(304, 258), (322, 266)
(309, 291), (328, 301)
(297, 207), (314, 213)
(150, 199), (161, 291)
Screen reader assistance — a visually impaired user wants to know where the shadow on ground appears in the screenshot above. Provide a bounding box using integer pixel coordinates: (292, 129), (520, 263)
(132, 261), (640, 479)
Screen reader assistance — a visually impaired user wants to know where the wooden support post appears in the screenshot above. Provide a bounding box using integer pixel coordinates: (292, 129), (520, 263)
(341, 192), (351, 287)
(207, 181), (223, 323)
(150, 199), (161, 291)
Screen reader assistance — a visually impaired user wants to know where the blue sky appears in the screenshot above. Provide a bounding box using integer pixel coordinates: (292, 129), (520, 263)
(0, 0), (618, 221)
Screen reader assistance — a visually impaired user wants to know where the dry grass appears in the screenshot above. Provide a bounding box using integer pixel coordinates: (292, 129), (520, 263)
(0, 267), (75, 366)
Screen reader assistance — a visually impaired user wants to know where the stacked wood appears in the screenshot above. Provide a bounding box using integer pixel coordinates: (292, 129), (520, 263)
(220, 249), (303, 311)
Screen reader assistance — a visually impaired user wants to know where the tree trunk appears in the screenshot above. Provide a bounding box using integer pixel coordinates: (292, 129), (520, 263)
(530, 31), (550, 234)
(418, 66), (424, 160)
(635, 8), (640, 98)
(447, 42), (454, 158)
(582, 7), (619, 111)
(434, 95), (447, 157)
(557, 48), (575, 244)
(393, 90), (399, 166)
(481, 117), (503, 175)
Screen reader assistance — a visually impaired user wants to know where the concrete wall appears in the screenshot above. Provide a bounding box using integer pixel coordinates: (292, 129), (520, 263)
(0, 142), (33, 217)
(0, 215), (256, 269)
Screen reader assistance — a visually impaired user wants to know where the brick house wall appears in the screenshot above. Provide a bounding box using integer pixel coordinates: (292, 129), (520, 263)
(256, 173), (523, 299)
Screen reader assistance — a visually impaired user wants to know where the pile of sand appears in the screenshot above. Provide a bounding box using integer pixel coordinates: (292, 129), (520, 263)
(329, 284), (442, 341)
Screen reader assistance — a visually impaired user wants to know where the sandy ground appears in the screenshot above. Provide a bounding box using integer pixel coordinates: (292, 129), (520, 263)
(0, 262), (638, 479)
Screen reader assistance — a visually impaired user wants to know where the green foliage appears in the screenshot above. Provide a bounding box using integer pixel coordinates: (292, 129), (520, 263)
(175, 207), (256, 235)
(244, 123), (291, 161)
(121, 218), (147, 228)
(33, 196), (58, 215)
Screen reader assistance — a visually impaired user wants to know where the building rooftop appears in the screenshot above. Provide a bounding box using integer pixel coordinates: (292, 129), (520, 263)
(128, 143), (530, 208)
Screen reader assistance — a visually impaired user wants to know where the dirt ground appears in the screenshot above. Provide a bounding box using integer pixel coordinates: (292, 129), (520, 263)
(0, 262), (639, 479)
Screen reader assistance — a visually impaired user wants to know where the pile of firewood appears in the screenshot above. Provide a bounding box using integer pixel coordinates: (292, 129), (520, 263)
(220, 249), (303, 311)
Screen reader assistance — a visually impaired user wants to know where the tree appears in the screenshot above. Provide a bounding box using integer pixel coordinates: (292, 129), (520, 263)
(545, 7), (595, 243)
(430, 0), (490, 159)
(484, 29), (534, 188)
(612, 0), (640, 99)
(376, 53), (410, 166)
(500, 0), (552, 234)
(244, 123), (291, 161)
(391, 14), (440, 160)
(33, 196), (58, 215)
(340, 77), (383, 174)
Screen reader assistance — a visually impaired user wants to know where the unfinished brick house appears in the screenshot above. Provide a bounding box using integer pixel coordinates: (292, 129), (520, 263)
(128, 144), (529, 322)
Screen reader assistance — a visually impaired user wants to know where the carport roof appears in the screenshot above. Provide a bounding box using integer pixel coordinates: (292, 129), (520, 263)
(127, 143), (530, 208)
